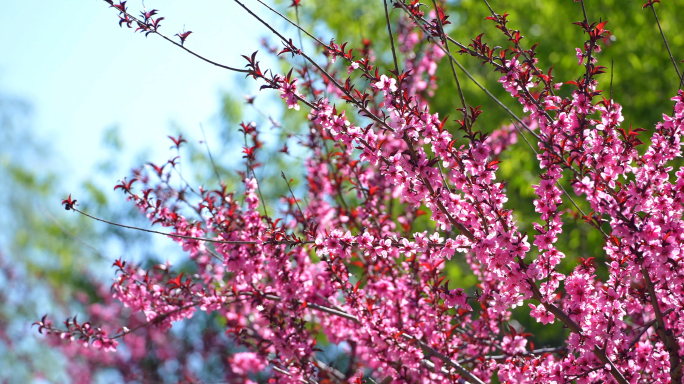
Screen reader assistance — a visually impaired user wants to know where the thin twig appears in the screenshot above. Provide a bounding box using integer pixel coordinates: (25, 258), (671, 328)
(205, 247), (224, 263)
(579, 0), (588, 24)
(311, 357), (346, 382)
(38, 203), (106, 259)
(254, 0), (325, 48)
(110, 303), (199, 339)
(401, 333), (486, 384)
(419, 358), (468, 383)
(626, 308), (675, 352)
(383, 0), (400, 76)
(281, 171), (311, 232)
(272, 366), (312, 384)
(243, 130), (271, 219)
(294, 5), (318, 98)
(647, 2), (684, 89)
(431, 0), (469, 125)
(200, 123), (222, 185)
(67, 204), (459, 251)
(610, 57), (615, 101)
(68, 206), (309, 245)
(246, 291), (360, 323)
(252, 168), (271, 218)
(457, 346), (566, 364)
(104, 0), (249, 73)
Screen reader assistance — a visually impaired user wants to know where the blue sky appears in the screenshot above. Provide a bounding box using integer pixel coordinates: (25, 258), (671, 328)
(1, 0), (284, 184)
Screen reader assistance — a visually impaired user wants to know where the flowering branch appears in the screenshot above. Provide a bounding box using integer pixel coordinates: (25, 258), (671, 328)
(103, 0), (249, 74)
(42, 1), (684, 383)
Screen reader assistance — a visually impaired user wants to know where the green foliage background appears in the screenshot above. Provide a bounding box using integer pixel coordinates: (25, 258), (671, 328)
(289, 0), (684, 353)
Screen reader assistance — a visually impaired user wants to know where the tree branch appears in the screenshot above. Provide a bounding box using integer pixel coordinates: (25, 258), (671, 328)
(103, 0), (249, 73)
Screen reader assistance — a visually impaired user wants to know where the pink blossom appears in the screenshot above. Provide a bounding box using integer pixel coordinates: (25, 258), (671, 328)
(575, 48), (584, 65)
(529, 303), (555, 325)
(230, 352), (266, 375)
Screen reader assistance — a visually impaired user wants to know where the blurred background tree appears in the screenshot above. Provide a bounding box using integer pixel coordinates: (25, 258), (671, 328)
(0, 89), (154, 382)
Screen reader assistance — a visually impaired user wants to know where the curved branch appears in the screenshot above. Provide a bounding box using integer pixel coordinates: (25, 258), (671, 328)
(103, 0), (249, 73)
